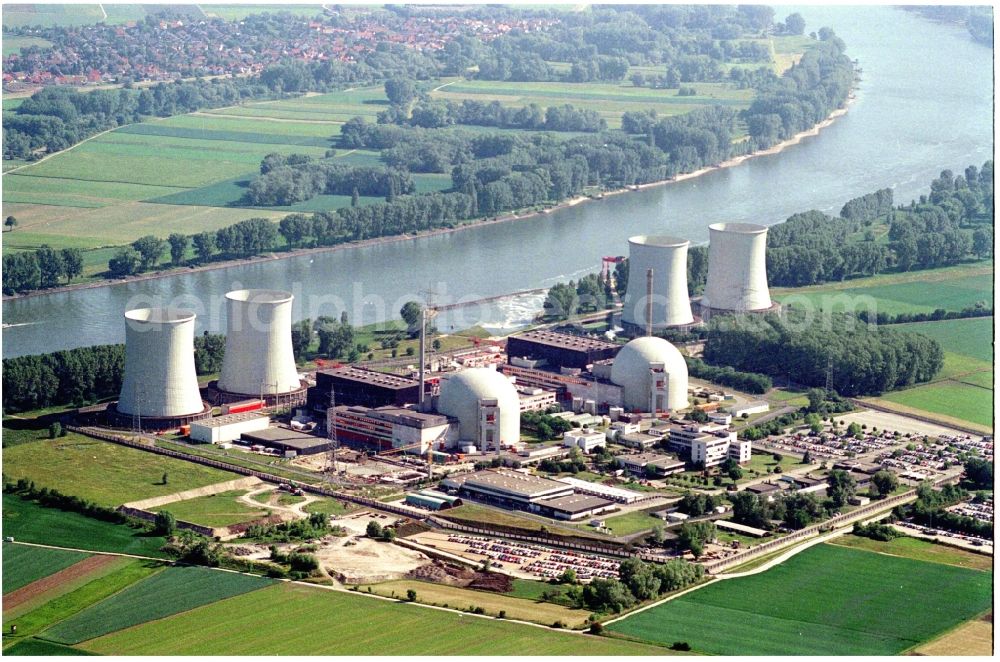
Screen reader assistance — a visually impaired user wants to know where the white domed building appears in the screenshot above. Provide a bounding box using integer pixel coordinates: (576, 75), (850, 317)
(436, 368), (521, 451)
(610, 336), (689, 413)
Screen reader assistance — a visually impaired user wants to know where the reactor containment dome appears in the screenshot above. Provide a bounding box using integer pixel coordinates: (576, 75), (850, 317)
(610, 336), (689, 413)
(217, 289), (300, 399)
(436, 368), (520, 451)
(703, 222), (772, 313)
(117, 307), (206, 420)
(621, 234), (694, 331)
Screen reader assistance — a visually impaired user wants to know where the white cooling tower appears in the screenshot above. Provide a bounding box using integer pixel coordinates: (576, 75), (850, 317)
(621, 235), (694, 329)
(117, 308), (204, 418)
(436, 368), (520, 449)
(218, 289), (300, 397)
(611, 336), (689, 412)
(703, 222), (772, 312)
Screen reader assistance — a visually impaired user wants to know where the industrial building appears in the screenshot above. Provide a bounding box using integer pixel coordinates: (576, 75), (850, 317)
(620, 235), (695, 333)
(189, 412), (269, 444)
(561, 429), (607, 453)
(308, 366), (420, 413)
(702, 222), (775, 315)
(729, 401), (770, 418)
(440, 469), (616, 521)
(240, 427), (329, 456)
(506, 329), (620, 370)
(617, 431), (663, 450)
(616, 453), (686, 477)
(667, 423), (750, 466)
(610, 336), (689, 412)
(405, 489), (463, 511)
(216, 289), (306, 406)
(556, 476), (649, 504)
(436, 368), (521, 452)
(114, 307), (209, 428)
(516, 386), (558, 412)
(327, 405), (457, 453)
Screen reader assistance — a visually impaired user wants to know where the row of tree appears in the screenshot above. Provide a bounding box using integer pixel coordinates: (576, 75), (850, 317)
(402, 99), (607, 133)
(684, 357), (772, 394)
(2, 246), (84, 295)
(246, 161), (415, 207)
(702, 310), (943, 397)
(579, 557), (704, 614)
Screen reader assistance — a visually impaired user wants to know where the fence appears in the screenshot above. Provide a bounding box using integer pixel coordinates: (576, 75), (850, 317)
(116, 505), (218, 538)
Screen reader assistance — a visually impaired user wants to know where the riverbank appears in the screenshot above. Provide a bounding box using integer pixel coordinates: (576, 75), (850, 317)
(3, 102), (852, 302)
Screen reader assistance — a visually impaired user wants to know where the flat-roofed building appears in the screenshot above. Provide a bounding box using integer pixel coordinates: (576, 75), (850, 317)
(557, 476), (649, 504)
(507, 330), (620, 370)
(189, 412), (269, 444)
(516, 386), (558, 412)
(441, 469), (573, 508)
(618, 431), (662, 450)
(240, 427), (329, 456)
(668, 423), (746, 467)
(616, 452), (686, 477)
(536, 493), (618, 521)
(308, 366), (420, 413)
(561, 429), (607, 453)
(328, 405), (457, 453)
(729, 401), (770, 417)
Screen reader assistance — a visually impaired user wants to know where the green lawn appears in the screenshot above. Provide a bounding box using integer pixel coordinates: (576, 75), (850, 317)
(596, 509), (662, 536)
(80, 582), (670, 655)
(877, 381), (993, 428)
(893, 316), (994, 362)
(2, 495), (170, 558)
(303, 497), (356, 517)
(608, 543), (993, 655)
(827, 534), (993, 571)
(2, 544), (89, 594)
(150, 490), (268, 528)
(1, 559), (163, 651)
(2, 434), (238, 507)
(44, 566), (274, 645)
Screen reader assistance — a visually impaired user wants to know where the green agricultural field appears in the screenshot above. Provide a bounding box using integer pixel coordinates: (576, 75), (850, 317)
(2, 36), (54, 56)
(358, 579), (591, 627)
(828, 534), (993, 571)
(159, 112), (343, 138)
(80, 582), (669, 655)
(608, 543), (993, 655)
(2, 560), (163, 650)
(199, 4), (324, 20)
(893, 317), (994, 363)
(1, 4), (106, 28)
(3, 174), (187, 207)
(2, 434), (238, 506)
(1, 494), (170, 558)
(150, 490), (268, 529)
(775, 263), (994, 317)
(44, 566), (274, 645)
(2, 544), (89, 594)
(3, 639), (95, 656)
(877, 381), (993, 428)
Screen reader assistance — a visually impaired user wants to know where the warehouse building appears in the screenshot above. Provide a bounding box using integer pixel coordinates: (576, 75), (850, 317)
(308, 366), (420, 413)
(327, 405), (457, 453)
(506, 330), (620, 370)
(440, 469), (616, 520)
(557, 476), (649, 504)
(189, 412), (269, 444)
(240, 427), (329, 456)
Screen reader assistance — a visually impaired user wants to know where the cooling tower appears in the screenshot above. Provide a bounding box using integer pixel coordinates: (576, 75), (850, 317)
(117, 308), (205, 418)
(217, 289), (300, 398)
(703, 222), (772, 312)
(621, 235), (694, 330)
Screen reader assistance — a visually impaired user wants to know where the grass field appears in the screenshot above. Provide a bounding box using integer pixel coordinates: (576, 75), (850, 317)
(3, 639), (95, 656)
(775, 263), (994, 317)
(2, 494), (169, 558)
(877, 381), (993, 428)
(2, 544), (89, 594)
(44, 565), (274, 645)
(2, 35), (54, 56)
(1, 434), (238, 507)
(1, 559), (163, 651)
(2, 4), (106, 28)
(440, 503), (608, 541)
(607, 543), (993, 655)
(359, 579), (591, 627)
(827, 534), (993, 571)
(894, 316), (994, 362)
(595, 509), (662, 536)
(80, 582), (669, 655)
(149, 490), (267, 528)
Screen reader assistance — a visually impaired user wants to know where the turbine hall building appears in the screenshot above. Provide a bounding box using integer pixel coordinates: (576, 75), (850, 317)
(506, 329), (620, 370)
(307, 366), (421, 414)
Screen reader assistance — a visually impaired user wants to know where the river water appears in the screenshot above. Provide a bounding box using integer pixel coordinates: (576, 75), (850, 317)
(1, 6), (993, 358)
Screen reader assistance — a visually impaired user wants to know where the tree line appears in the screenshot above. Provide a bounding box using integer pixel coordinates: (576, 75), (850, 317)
(2, 246), (84, 295)
(246, 160), (415, 207)
(702, 310), (943, 397)
(684, 357), (772, 394)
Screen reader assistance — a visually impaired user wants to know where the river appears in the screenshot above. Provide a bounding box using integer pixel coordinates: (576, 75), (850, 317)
(1, 6), (993, 358)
